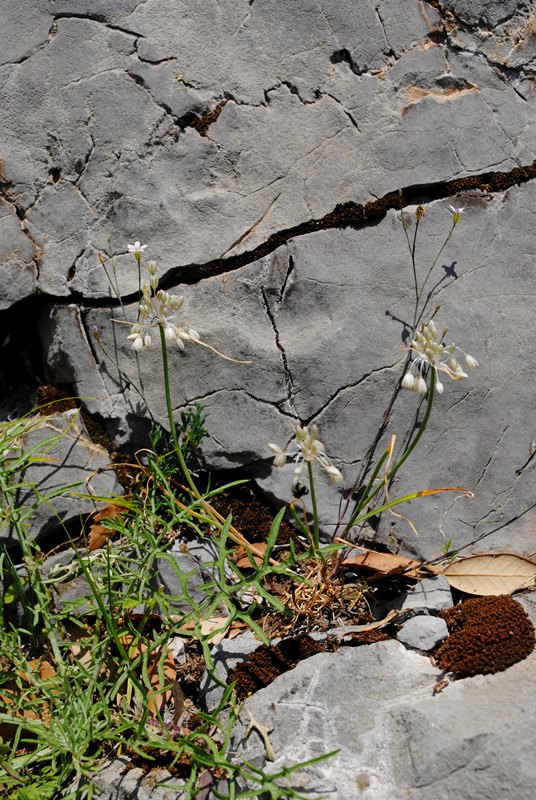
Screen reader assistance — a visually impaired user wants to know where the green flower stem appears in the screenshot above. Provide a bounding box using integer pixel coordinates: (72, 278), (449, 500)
(307, 461), (320, 551)
(343, 370), (436, 534)
(159, 326), (202, 502)
(399, 202), (419, 313)
(0, 754), (25, 784)
(414, 223), (456, 328)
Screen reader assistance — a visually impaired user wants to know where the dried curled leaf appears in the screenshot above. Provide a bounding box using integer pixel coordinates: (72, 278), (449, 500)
(342, 546), (441, 580)
(0, 659), (56, 741)
(88, 503), (125, 550)
(443, 552), (536, 596)
(235, 542), (266, 568)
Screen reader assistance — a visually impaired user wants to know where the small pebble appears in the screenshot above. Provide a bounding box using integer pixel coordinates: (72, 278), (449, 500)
(397, 614), (448, 651)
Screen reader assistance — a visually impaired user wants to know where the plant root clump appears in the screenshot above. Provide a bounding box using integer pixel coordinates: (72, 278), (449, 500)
(434, 595), (535, 677)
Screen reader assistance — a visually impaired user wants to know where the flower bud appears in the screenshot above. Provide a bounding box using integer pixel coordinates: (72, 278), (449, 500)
(326, 464), (343, 484)
(464, 353), (479, 369)
(416, 376), (428, 394)
(268, 443), (287, 468)
(402, 372), (415, 391)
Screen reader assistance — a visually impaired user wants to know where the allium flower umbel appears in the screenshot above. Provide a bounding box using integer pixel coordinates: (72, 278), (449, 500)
(268, 424), (343, 492)
(402, 320), (478, 395)
(125, 256), (246, 363)
(127, 260), (199, 352)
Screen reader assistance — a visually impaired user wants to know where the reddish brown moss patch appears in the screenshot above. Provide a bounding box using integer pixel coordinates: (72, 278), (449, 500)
(347, 629), (390, 646)
(228, 635), (327, 700)
(435, 595), (535, 677)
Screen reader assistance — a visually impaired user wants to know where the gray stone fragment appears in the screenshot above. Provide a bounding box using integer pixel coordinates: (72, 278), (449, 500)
(441, 0), (520, 27)
(397, 614), (448, 651)
(387, 576), (453, 612)
(0, 200), (38, 309)
(39, 547), (95, 614)
(514, 591), (536, 627)
(231, 639), (536, 799)
(67, 756), (180, 800)
(152, 535), (235, 615)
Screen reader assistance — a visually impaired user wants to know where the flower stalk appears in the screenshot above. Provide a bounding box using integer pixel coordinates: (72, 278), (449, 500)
(268, 423), (342, 550)
(158, 325), (202, 501)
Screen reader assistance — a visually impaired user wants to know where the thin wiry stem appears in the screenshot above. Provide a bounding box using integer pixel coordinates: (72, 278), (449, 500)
(159, 325), (201, 502)
(307, 461), (320, 551)
(342, 369), (437, 535)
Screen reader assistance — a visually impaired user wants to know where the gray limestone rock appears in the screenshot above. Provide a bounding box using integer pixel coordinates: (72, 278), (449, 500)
(1, 0), (533, 302)
(151, 535), (237, 615)
(199, 630), (261, 711)
(65, 756), (180, 800)
(516, 591), (536, 623)
(32, 182), (536, 563)
(1, 0), (536, 565)
(0, 410), (121, 547)
(230, 638), (536, 799)
(396, 614), (449, 651)
(388, 576), (453, 612)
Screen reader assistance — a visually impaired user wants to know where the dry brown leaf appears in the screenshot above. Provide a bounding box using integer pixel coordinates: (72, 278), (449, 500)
(343, 548), (428, 580)
(146, 646), (176, 717)
(0, 659), (56, 740)
(235, 542), (266, 568)
(177, 615), (232, 645)
(227, 620), (249, 639)
(331, 609), (403, 639)
(200, 616), (231, 645)
(443, 552), (536, 596)
(88, 502), (126, 550)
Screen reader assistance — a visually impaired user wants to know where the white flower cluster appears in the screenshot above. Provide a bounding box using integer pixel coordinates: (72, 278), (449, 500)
(402, 320), (478, 395)
(127, 257), (199, 352)
(268, 424), (343, 491)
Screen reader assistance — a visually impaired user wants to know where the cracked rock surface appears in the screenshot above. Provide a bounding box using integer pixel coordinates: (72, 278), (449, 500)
(230, 621), (536, 800)
(1, 1), (536, 560)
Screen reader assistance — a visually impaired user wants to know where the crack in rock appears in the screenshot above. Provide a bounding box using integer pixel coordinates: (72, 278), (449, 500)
(260, 284), (298, 417)
(3, 160), (534, 314)
(152, 160), (536, 293)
